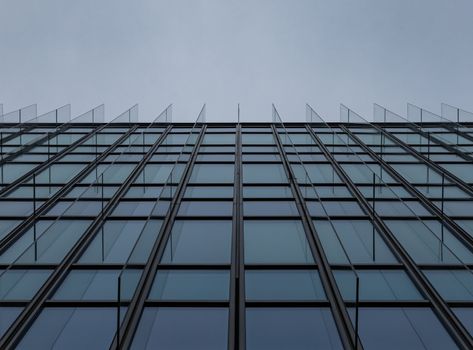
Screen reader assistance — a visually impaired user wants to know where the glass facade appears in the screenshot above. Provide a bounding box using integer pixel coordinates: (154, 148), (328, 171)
(1, 116), (473, 349)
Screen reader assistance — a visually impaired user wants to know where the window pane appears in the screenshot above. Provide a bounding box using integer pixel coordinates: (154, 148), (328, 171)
(53, 270), (141, 301)
(350, 308), (457, 350)
(149, 270), (229, 300)
(308, 201), (365, 217)
(184, 186), (234, 198)
(79, 220), (161, 264)
(242, 134), (275, 144)
(424, 270), (473, 301)
(0, 220), (91, 264)
(243, 164), (287, 183)
(0, 270), (51, 300)
(245, 270), (326, 300)
(161, 220), (232, 264)
(202, 134), (235, 144)
(334, 270), (423, 301)
(453, 308), (473, 337)
(246, 308), (342, 350)
(131, 307), (228, 350)
(385, 220), (473, 264)
(313, 220), (397, 264)
(243, 201), (299, 216)
(244, 220), (313, 264)
(18, 307), (121, 350)
(190, 164), (234, 183)
(243, 186), (293, 198)
(0, 307), (22, 338)
(178, 201), (233, 216)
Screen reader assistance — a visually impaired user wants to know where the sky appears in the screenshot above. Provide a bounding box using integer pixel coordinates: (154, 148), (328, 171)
(0, 0), (472, 122)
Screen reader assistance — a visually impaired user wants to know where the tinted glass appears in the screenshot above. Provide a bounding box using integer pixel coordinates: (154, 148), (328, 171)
(131, 308), (228, 350)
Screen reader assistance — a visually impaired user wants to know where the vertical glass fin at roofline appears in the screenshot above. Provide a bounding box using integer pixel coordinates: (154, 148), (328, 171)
(340, 104), (367, 123)
(373, 104), (406, 123)
(71, 104), (105, 123)
(112, 104), (139, 123)
(0, 104), (37, 123)
(306, 104), (324, 123)
(442, 103), (473, 124)
(197, 104), (206, 123)
(153, 104), (172, 123)
(407, 103), (444, 123)
(0, 104), (3, 117)
(25, 105), (71, 124)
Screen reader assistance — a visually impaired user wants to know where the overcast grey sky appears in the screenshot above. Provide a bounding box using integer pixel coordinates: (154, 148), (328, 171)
(1, 0), (472, 122)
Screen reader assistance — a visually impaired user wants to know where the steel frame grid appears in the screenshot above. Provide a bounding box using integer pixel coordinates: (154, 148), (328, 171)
(0, 120), (473, 349)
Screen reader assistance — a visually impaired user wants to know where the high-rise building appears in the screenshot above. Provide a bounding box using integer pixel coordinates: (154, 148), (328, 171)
(0, 103), (473, 349)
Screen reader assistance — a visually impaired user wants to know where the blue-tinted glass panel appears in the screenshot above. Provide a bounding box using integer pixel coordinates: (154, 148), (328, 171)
(243, 164), (287, 183)
(0, 220), (91, 264)
(424, 270), (473, 301)
(308, 201), (365, 216)
(0, 270), (51, 300)
(292, 164), (342, 184)
(178, 201), (233, 216)
(184, 186), (234, 198)
(385, 220), (473, 264)
(79, 220), (161, 264)
(453, 308), (473, 337)
(0, 220), (19, 240)
(244, 220), (314, 264)
(53, 270), (141, 300)
(202, 134), (235, 144)
(131, 307), (228, 350)
(243, 201), (299, 216)
(190, 164), (234, 183)
(161, 220), (232, 264)
(349, 308), (457, 350)
(246, 308), (342, 350)
(242, 134), (275, 144)
(245, 270), (326, 300)
(243, 186), (293, 198)
(0, 307), (22, 338)
(149, 270), (229, 300)
(18, 307), (121, 350)
(313, 220), (397, 264)
(334, 270), (423, 301)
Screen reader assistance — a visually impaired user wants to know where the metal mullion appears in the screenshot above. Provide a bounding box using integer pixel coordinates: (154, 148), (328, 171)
(350, 124), (473, 196)
(340, 126), (473, 251)
(0, 125), (140, 252)
(0, 125), (173, 349)
(232, 123), (245, 349)
(0, 123), (114, 197)
(271, 125), (360, 350)
(111, 126), (206, 349)
(309, 124), (473, 349)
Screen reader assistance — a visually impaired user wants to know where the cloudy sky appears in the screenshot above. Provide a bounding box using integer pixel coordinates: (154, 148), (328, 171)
(0, 0), (472, 122)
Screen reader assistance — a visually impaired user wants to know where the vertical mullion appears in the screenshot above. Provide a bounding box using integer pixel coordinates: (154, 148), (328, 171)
(308, 124), (473, 350)
(340, 125), (473, 251)
(112, 126), (207, 349)
(0, 124), (140, 252)
(228, 123), (244, 349)
(271, 124), (359, 350)
(0, 124), (172, 349)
